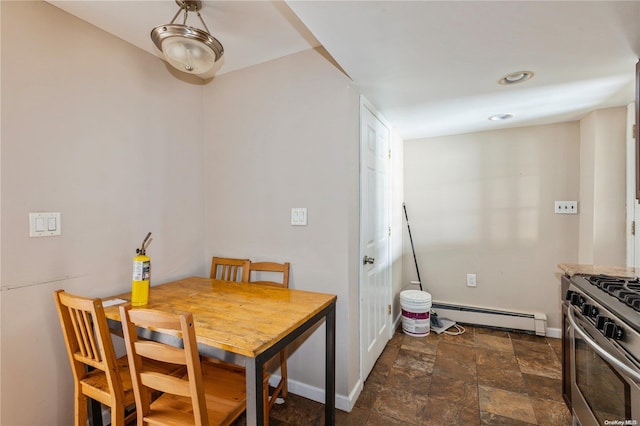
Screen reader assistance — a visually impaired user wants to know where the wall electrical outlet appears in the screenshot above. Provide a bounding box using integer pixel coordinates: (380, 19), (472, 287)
(554, 201), (578, 214)
(466, 273), (477, 287)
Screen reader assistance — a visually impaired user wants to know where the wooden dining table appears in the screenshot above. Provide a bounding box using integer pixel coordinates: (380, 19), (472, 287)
(102, 276), (337, 425)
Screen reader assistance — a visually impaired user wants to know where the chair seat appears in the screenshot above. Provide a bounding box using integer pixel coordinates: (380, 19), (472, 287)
(143, 358), (247, 426)
(203, 356), (271, 419)
(201, 361), (247, 422)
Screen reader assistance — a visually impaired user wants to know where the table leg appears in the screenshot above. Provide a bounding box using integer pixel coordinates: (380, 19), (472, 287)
(325, 303), (336, 425)
(89, 398), (103, 426)
(86, 364), (103, 426)
(246, 358), (266, 425)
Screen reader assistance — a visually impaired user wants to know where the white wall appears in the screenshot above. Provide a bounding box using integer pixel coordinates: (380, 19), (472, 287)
(404, 122), (581, 330)
(1, 2), (206, 424)
(579, 107), (628, 265)
(201, 48), (362, 407)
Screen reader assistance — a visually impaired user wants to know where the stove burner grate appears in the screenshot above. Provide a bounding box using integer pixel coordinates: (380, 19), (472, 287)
(585, 274), (640, 313)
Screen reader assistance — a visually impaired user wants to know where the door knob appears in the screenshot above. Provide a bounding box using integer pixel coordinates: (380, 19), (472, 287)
(363, 255), (375, 265)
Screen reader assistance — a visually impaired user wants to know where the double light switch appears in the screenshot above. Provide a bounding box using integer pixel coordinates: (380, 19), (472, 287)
(29, 212), (61, 237)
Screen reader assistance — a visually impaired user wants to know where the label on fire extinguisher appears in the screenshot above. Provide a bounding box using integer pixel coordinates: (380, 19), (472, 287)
(132, 260), (150, 281)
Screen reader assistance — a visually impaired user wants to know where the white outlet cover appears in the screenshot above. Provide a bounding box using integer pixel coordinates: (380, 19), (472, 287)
(554, 201), (578, 214)
(466, 273), (477, 287)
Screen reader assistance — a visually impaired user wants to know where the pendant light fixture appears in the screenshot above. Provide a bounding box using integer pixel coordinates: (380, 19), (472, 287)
(151, 0), (224, 75)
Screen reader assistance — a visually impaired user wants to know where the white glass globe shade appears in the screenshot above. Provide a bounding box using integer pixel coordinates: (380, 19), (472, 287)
(162, 37), (217, 74)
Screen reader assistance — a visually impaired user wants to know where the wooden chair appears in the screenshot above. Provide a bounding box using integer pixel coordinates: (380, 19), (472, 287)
(119, 304), (247, 426)
(248, 261), (290, 289)
(210, 257), (250, 282)
(248, 261), (291, 413)
(53, 290), (183, 426)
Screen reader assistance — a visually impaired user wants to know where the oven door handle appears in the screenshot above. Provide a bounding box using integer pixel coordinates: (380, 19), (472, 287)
(568, 308), (640, 383)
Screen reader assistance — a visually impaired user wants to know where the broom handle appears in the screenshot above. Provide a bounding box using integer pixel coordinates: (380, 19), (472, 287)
(402, 203), (423, 291)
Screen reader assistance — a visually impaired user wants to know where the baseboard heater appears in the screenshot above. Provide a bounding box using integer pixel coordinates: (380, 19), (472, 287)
(431, 302), (547, 336)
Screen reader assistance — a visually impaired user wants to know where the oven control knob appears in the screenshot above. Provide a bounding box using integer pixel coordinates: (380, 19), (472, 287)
(595, 315), (610, 330)
(581, 304), (598, 317)
(565, 290), (576, 301)
(603, 321), (624, 340)
(570, 292), (584, 307)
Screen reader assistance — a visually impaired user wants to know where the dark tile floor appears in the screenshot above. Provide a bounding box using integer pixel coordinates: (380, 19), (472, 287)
(244, 325), (572, 425)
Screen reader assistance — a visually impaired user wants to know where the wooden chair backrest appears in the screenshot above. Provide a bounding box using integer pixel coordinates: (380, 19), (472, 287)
(248, 261), (290, 288)
(54, 290), (124, 401)
(120, 305), (209, 426)
(210, 257), (250, 282)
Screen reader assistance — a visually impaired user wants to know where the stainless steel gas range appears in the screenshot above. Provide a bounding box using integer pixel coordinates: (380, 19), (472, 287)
(562, 274), (640, 426)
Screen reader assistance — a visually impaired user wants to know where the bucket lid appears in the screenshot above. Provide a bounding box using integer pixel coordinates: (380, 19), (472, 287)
(400, 290), (432, 302)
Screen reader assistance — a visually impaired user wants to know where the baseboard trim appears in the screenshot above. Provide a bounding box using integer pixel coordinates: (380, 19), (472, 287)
(545, 327), (561, 339)
(396, 308), (561, 339)
(268, 374), (360, 413)
(431, 302), (547, 336)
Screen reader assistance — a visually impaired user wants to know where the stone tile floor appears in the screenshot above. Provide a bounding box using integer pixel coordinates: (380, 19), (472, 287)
(236, 325), (572, 425)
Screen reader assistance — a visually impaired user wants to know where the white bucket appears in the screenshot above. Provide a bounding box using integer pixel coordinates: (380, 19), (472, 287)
(400, 290), (432, 337)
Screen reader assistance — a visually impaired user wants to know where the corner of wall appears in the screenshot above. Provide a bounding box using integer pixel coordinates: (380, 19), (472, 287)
(578, 107), (628, 265)
(391, 131), (405, 319)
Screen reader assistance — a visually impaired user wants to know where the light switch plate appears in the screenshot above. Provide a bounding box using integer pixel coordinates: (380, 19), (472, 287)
(291, 208), (307, 226)
(29, 212), (61, 237)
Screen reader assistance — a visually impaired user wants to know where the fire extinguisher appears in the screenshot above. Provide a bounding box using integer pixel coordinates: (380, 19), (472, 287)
(131, 232), (152, 306)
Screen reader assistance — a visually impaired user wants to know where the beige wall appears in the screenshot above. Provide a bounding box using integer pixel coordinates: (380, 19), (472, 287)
(404, 122), (581, 330)
(579, 107), (627, 265)
(1, 2), (206, 424)
(0, 2), (391, 419)
(9, 0), (629, 423)
(201, 48), (362, 406)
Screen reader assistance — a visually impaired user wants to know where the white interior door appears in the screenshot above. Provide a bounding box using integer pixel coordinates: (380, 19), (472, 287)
(360, 101), (391, 380)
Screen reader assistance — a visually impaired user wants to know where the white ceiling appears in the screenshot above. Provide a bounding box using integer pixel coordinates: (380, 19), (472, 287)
(47, 1), (640, 140)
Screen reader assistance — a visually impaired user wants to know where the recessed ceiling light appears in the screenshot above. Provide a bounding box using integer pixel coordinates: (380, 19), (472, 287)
(498, 71), (534, 85)
(488, 114), (514, 121)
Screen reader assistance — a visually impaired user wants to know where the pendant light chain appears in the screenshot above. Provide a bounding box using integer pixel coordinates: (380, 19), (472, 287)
(174, 3), (209, 33)
(182, 7), (189, 26)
